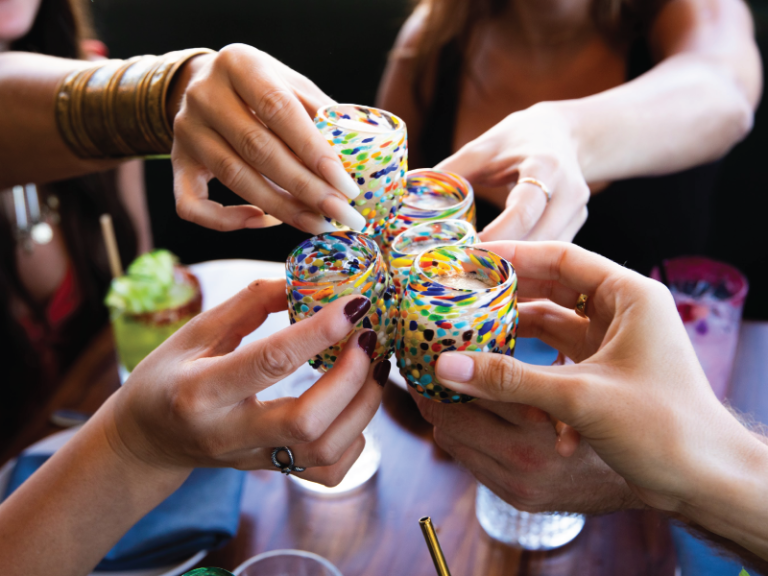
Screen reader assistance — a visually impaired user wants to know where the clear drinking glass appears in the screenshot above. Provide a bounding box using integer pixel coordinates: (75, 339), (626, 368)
(286, 231), (398, 372)
(476, 484), (585, 550)
(651, 257), (749, 399)
(314, 104), (407, 238)
(105, 251), (202, 383)
(233, 550), (342, 576)
(396, 245), (518, 403)
(382, 169), (475, 253)
(388, 219), (478, 297)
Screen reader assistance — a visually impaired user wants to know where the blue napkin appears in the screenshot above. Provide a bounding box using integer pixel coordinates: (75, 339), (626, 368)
(515, 337), (559, 366)
(3, 455), (245, 571)
(671, 523), (745, 576)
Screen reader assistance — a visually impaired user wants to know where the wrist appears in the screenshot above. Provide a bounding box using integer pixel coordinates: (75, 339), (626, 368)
(166, 52), (216, 126)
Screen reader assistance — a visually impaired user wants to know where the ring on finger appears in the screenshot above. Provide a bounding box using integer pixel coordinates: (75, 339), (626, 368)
(519, 177), (552, 203)
(270, 446), (306, 475)
(575, 293), (589, 318)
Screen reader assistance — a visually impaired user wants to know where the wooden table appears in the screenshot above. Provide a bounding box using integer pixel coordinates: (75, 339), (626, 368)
(13, 261), (767, 576)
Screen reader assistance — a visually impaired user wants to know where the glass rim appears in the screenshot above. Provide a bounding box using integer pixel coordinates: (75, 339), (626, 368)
(401, 169), (474, 211)
(315, 103), (405, 135)
(391, 219), (476, 257)
(233, 549), (342, 576)
(286, 231), (380, 288)
(412, 245), (515, 293)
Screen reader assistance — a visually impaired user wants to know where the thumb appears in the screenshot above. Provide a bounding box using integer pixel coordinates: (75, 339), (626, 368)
(435, 351), (585, 420)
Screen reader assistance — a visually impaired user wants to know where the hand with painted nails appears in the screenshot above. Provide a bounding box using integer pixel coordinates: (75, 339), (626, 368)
(168, 44), (365, 234)
(427, 241), (768, 564)
(0, 279), (388, 576)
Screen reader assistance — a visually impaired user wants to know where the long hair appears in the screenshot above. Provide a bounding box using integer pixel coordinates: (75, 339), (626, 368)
(409, 0), (667, 110)
(1, 0), (138, 448)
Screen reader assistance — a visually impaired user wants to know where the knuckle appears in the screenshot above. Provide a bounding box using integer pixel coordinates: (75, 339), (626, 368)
(283, 407), (325, 444)
(309, 441), (344, 467)
(215, 155), (248, 192)
(319, 467), (347, 488)
(288, 173), (314, 202)
(239, 128), (273, 168)
(512, 201), (539, 233)
(254, 344), (294, 381)
(483, 356), (520, 397)
(217, 43), (249, 66)
(175, 196), (194, 223)
(257, 89), (294, 124)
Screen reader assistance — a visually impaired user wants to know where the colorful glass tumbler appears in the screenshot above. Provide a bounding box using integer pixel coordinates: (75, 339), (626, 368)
(382, 169), (475, 252)
(397, 246), (518, 403)
(286, 231), (398, 372)
(388, 219), (479, 296)
(314, 104), (407, 238)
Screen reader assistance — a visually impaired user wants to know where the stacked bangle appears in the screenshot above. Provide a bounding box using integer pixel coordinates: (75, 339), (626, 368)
(55, 48), (214, 159)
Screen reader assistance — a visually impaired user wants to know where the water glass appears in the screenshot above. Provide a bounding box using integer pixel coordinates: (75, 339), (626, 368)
(315, 104), (407, 238)
(286, 231), (398, 372)
(652, 257), (748, 399)
(476, 484), (585, 550)
(396, 245), (518, 403)
(388, 219), (478, 297)
(234, 549), (342, 576)
(382, 168), (475, 254)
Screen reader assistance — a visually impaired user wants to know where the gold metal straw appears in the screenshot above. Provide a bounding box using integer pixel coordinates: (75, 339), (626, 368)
(99, 213), (123, 278)
(419, 516), (452, 576)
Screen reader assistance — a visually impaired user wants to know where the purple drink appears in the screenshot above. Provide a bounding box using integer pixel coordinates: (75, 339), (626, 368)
(652, 257), (748, 399)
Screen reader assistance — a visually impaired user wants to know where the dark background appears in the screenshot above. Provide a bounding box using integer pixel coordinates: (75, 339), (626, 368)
(90, 0), (768, 319)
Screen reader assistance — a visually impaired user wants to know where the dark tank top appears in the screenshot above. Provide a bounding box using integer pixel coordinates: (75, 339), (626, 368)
(419, 38), (718, 276)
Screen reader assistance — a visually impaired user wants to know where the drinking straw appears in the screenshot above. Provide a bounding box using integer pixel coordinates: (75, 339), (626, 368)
(419, 516), (452, 576)
(99, 213), (123, 278)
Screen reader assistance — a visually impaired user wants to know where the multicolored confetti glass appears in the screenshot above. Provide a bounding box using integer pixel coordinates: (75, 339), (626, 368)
(382, 169), (475, 253)
(315, 104), (407, 238)
(388, 219), (478, 296)
(396, 246), (517, 403)
(286, 231), (398, 372)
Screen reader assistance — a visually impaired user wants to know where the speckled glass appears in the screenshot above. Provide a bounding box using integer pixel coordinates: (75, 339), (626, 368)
(315, 105), (407, 238)
(286, 231), (398, 372)
(396, 246), (517, 403)
(388, 219), (478, 297)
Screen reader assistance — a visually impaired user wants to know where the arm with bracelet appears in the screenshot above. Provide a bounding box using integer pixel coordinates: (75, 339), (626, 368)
(0, 46), (366, 233)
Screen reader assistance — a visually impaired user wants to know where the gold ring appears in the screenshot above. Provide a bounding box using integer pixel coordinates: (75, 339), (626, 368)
(518, 177), (552, 203)
(575, 293), (589, 318)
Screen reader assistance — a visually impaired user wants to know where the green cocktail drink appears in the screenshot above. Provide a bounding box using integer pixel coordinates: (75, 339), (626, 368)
(105, 250), (202, 380)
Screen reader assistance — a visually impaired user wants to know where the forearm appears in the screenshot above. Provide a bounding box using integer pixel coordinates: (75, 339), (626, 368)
(0, 52), (121, 188)
(554, 52), (757, 184)
(0, 395), (190, 576)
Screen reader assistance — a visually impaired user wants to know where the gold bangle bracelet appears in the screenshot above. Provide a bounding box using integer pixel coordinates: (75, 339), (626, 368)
(54, 48), (215, 159)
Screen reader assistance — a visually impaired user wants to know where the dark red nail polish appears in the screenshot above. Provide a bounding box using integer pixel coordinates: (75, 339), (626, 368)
(344, 297), (371, 324)
(358, 330), (377, 358)
(373, 360), (391, 387)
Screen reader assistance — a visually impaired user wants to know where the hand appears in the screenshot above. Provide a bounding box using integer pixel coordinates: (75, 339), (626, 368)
(411, 391), (643, 514)
(431, 241), (757, 514)
(436, 103), (589, 242)
(109, 279), (388, 487)
(169, 44), (365, 234)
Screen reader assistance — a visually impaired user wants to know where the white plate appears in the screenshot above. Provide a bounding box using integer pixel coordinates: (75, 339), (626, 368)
(0, 428), (208, 576)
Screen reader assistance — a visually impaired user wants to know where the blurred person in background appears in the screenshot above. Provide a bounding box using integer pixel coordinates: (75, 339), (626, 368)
(378, 0), (764, 521)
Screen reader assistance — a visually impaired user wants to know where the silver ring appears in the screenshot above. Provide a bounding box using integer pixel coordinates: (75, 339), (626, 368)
(518, 177), (552, 203)
(270, 446), (306, 475)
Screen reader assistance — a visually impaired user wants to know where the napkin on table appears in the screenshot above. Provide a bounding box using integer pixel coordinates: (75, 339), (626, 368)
(3, 455), (245, 571)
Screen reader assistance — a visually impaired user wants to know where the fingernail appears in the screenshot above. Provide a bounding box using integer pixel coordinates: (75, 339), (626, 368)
(357, 330), (377, 358)
(324, 196), (367, 232)
(436, 352), (475, 383)
(298, 212), (339, 235)
(320, 158), (360, 199)
(373, 360), (391, 387)
(344, 296), (371, 324)
(246, 215), (283, 229)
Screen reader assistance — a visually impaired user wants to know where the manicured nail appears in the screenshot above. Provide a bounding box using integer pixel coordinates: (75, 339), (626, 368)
(357, 330), (377, 358)
(245, 215), (282, 229)
(436, 353), (475, 383)
(324, 196), (367, 232)
(344, 296), (371, 324)
(320, 158), (360, 199)
(373, 360), (391, 387)
(298, 212), (338, 235)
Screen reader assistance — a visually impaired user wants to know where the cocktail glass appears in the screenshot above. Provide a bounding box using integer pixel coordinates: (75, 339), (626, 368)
(396, 245), (517, 403)
(314, 104), (407, 238)
(388, 219), (478, 297)
(382, 169), (475, 255)
(651, 257), (748, 400)
(105, 250), (202, 383)
(286, 231), (398, 372)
